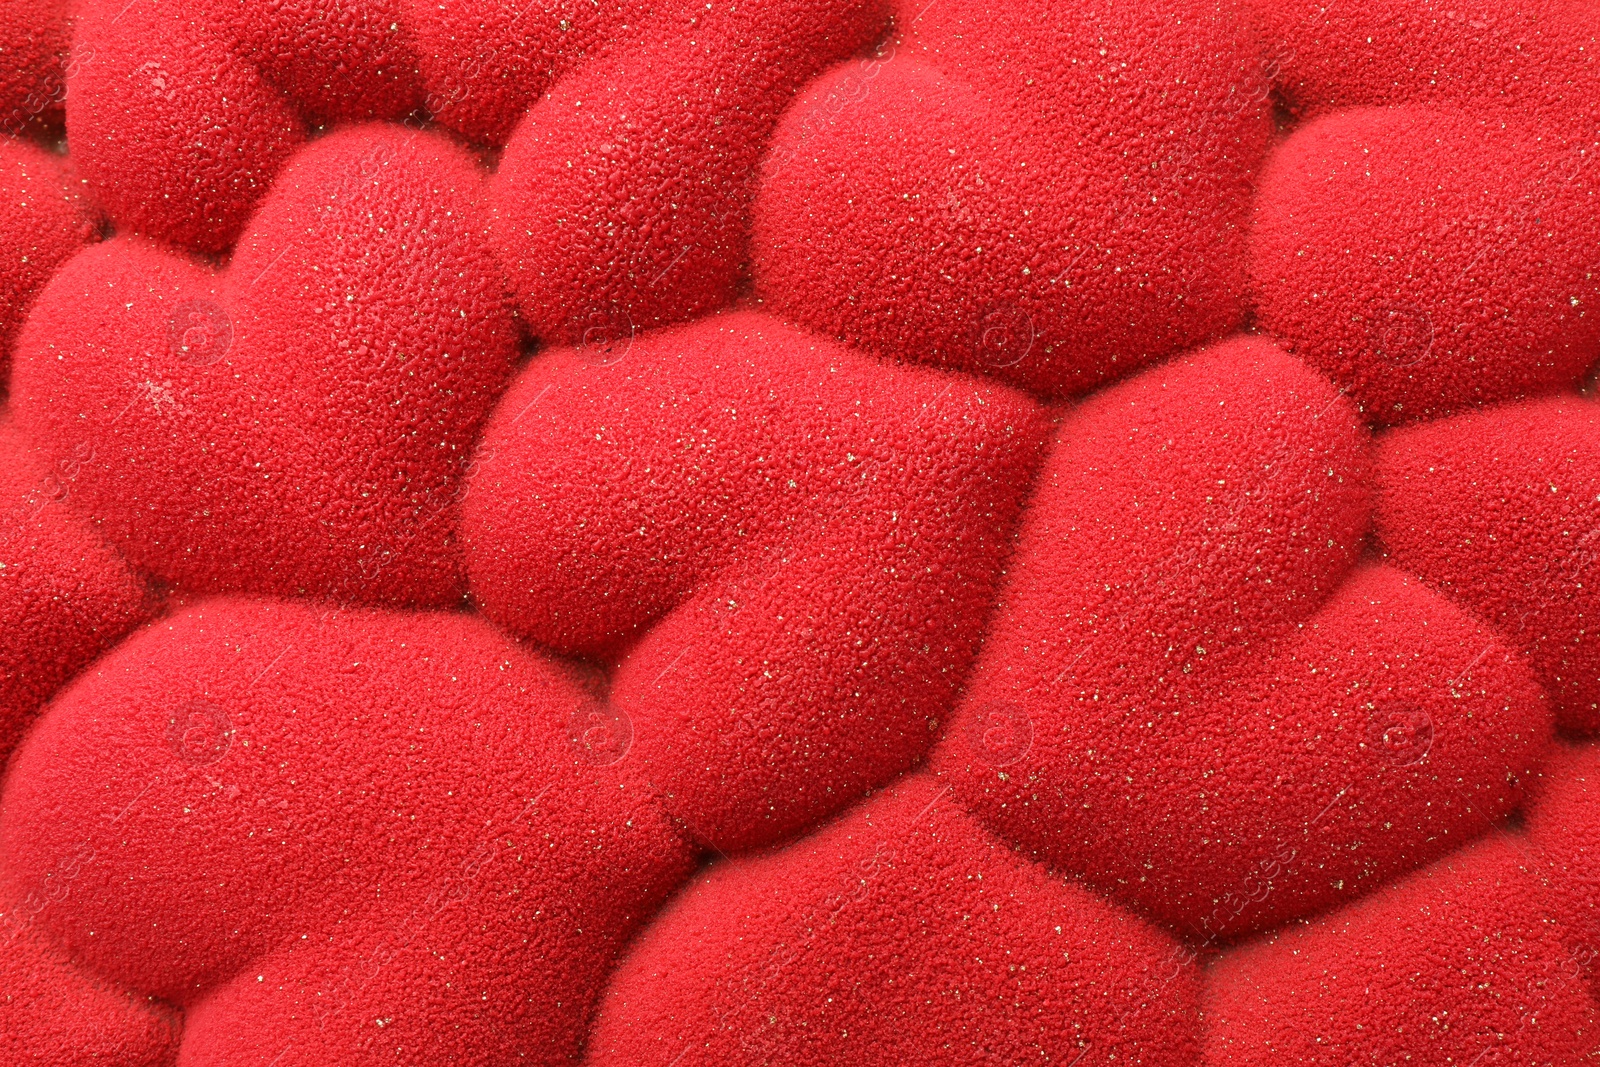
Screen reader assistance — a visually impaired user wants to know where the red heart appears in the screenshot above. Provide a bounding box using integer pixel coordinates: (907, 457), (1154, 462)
(462, 310), (1051, 851)
(12, 125), (517, 608)
(936, 335), (1552, 936)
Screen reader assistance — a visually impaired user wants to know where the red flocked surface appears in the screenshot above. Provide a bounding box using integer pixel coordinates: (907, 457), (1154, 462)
(198, 0), (423, 123)
(1243, 0), (1600, 130)
(0, 0), (70, 135)
(1250, 105), (1600, 425)
(1202, 837), (1598, 1066)
(0, 137), (94, 383)
(462, 310), (1048, 850)
(587, 773), (1201, 1067)
(490, 0), (889, 342)
(0, 418), (148, 765)
(1, 0), (1599, 1064)
(12, 124), (516, 606)
(1, 599), (691, 1064)
(0, 919), (180, 1067)
(1528, 744), (1600, 957)
(402, 0), (644, 146)
(67, 0), (307, 253)
(752, 0), (1272, 398)
(934, 336), (1552, 936)
(1377, 397), (1600, 731)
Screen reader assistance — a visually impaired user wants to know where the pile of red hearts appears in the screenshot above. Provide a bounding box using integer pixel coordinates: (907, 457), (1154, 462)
(2, 1), (1599, 1064)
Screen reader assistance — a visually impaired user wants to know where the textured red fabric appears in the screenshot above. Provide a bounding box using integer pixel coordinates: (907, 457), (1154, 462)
(0, 138), (95, 386)
(1377, 396), (1600, 731)
(489, 0), (887, 345)
(1250, 106), (1600, 425)
(0, 0), (70, 134)
(11, 125), (516, 606)
(1528, 744), (1600, 970)
(1202, 837), (1598, 1066)
(0, 598), (693, 1065)
(1243, 0), (1600, 128)
(6, 3), (1600, 1062)
(0, 418), (148, 765)
(403, 0), (643, 145)
(68, 1), (307, 253)
(587, 772), (1201, 1067)
(0, 919), (179, 1067)
(934, 335), (1552, 936)
(752, 0), (1271, 398)
(462, 310), (1050, 851)
(198, 0), (422, 122)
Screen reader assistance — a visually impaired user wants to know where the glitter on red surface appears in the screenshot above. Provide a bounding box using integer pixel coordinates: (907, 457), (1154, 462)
(2, 2), (1598, 1064)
